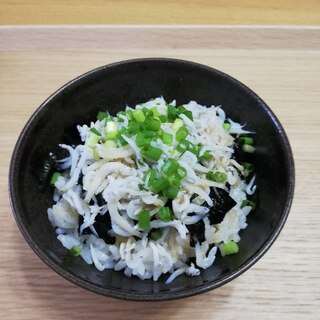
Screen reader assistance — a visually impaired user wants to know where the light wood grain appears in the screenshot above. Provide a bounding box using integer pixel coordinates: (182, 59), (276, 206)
(0, 0), (320, 25)
(0, 26), (319, 319)
(1, 25), (320, 51)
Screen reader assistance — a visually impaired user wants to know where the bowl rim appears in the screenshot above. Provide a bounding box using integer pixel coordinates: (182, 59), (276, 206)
(8, 57), (295, 301)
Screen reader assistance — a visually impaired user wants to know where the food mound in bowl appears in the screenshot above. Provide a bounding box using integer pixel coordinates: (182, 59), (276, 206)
(47, 97), (256, 284)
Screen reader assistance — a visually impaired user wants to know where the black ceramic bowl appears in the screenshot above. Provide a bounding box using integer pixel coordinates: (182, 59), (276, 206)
(9, 58), (294, 300)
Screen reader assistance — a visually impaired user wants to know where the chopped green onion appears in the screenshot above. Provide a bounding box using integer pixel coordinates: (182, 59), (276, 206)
(105, 121), (118, 140)
(163, 185), (179, 199)
(200, 150), (212, 160)
(176, 166), (187, 179)
(151, 176), (169, 193)
(241, 162), (254, 177)
(241, 200), (256, 209)
(117, 110), (126, 118)
(177, 105), (187, 114)
(142, 107), (153, 117)
(183, 110), (193, 121)
(172, 118), (184, 131)
(167, 174), (181, 187)
(87, 133), (100, 148)
(151, 106), (160, 117)
(161, 158), (179, 176)
(222, 122), (231, 131)
(117, 128), (129, 146)
(146, 117), (161, 132)
(132, 109), (146, 122)
(141, 146), (163, 161)
(241, 162), (254, 171)
(69, 246), (81, 257)
(177, 106), (193, 120)
(125, 110), (133, 120)
(90, 127), (102, 136)
(104, 140), (117, 148)
(162, 132), (173, 145)
(176, 127), (189, 141)
(128, 121), (141, 134)
(158, 207), (173, 222)
(176, 139), (190, 153)
(143, 169), (157, 187)
(238, 137), (254, 145)
(220, 241), (239, 256)
(92, 148), (100, 159)
(242, 144), (255, 153)
(167, 105), (177, 122)
(138, 210), (151, 229)
(188, 143), (201, 156)
(158, 115), (168, 123)
(135, 132), (153, 147)
(97, 111), (108, 121)
(206, 171), (228, 183)
(139, 123), (147, 131)
(150, 229), (163, 241)
(50, 172), (61, 186)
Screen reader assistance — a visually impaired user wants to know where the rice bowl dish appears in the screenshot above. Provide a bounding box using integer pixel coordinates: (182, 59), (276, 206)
(47, 97), (257, 284)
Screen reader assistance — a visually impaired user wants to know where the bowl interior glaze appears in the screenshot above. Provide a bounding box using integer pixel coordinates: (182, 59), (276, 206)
(9, 58), (294, 300)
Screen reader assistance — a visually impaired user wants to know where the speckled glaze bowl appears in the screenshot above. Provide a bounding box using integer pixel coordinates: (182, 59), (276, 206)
(9, 58), (294, 300)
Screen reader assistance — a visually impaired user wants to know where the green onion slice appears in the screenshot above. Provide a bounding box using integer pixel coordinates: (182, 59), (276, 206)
(50, 172), (61, 187)
(132, 109), (146, 122)
(146, 117), (161, 132)
(150, 229), (163, 241)
(105, 121), (118, 140)
(162, 132), (173, 145)
(158, 207), (173, 222)
(238, 137), (254, 145)
(150, 176), (169, 193)
(163, 185), (179, 199)
(138, 210), (151, 229)
(220, 241), (239, 256)
(90, 127), (102, 136)
(141, 146), (163, 161)
(161, 158), (179, 176)
(206, 171), (228, 183)
(97, 111), (108, 121)
(176, 127), (189, 141)
(69, 246), (81, 257)
(222, 122), (231, 131)
(241, 200), (256, 209)
(242, 144), (255, 153)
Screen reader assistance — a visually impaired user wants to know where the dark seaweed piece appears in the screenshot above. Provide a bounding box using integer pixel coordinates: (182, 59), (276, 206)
(206, 188), (237, 224)
(187, 257), (197, 265)
(186, 219), (205, 247)
(94, 221), (116, 244)
(78, 212), (115, 244)
(88, 193), (106, 206)
(232, 143), (255, 165)
(78, 215), (90, 234)
(165, 199), (173, 208)
(95, 193), (106, 206)
(77, 172), (84, 185)
(39, 153), (57, 192)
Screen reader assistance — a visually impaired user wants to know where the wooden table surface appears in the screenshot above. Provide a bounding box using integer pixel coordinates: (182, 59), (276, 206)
(0, 26), (319, 319)
(0, 0), (320, 25)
